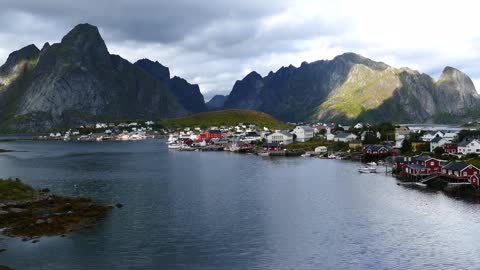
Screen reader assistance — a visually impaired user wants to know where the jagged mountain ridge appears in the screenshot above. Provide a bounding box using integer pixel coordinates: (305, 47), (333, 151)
(0, 24), (209, 132)
(223, 53), (479, 123)
(134, 59), (207, 113)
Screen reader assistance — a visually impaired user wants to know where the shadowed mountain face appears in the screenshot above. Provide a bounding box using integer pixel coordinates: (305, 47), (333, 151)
(223, 53), (480, 123)
(206, 95), (228, 109)
(0, 24), (189, 132)
(134, 59), (207, 113)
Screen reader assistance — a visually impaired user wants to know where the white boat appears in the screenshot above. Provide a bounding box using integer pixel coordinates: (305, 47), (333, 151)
(227, 143), (241, 152)
(358, 166), (377, 173)
(328, 154), (336, 159)
(168, 144), (182, 149)
(301, 153), (311, 157)
(257, 152), (270, 157)
(367, 162), (377, 166)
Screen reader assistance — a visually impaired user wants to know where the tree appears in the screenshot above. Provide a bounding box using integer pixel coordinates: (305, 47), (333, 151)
(401, 139), (412, 154)
(433, 147), (444, 157)
(456, 130), (480, 143)
(362, 131), (379, 144)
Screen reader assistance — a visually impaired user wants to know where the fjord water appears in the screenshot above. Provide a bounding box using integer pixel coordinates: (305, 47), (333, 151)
(0, 140), (479, 270)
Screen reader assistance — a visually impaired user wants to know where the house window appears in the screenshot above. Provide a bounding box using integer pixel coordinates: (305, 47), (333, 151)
(430, 161), (434, 166)
(464, 172), (467, 176)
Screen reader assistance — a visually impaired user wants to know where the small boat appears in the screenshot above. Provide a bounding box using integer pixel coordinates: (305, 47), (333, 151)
(257, 152), (270, 157)
(328, 154), (336, 159)
(359, 166), (377, 173)
(168, 144), (181, 149)
(301, 153), (311, 157)
(367, 162), (377, 166)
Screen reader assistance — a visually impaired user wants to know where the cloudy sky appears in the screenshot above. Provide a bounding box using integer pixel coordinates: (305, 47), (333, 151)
(1, 0), (480, 100)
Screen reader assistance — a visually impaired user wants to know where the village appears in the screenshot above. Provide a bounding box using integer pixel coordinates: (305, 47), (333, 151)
(165, 121), (480, 192)
(33, 121), (160, 141)
(33, 119), (480, 192)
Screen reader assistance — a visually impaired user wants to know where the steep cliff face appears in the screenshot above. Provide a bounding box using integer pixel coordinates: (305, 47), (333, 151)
(434, 67), (479, 113)
(223, 71), (264, 109)
(223, 53), (479, 123)
(134, 59), (170, 81)
(0, 24), (186, 132)
(134, 59), (207, 113)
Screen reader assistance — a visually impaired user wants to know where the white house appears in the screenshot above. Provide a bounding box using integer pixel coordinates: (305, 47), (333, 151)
(326, 133), (335, 141)
(292, 126), (314, 142)
(458, 138), (480, 155)
(334, 133), (358, 142)
(267, 130), (294, 145)
(430, 136), (449, 152)
(442, 131), (459, 141)
(422, 131), (444, 142)
(354, 123), (364, 129)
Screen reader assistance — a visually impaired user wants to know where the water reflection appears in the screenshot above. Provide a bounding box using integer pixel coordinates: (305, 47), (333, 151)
(0, 140), (479, 269)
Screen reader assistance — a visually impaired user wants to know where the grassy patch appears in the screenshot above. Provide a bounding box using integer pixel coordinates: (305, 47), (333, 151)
(0, 178), (38, 202)
(161, 109), (291, 129)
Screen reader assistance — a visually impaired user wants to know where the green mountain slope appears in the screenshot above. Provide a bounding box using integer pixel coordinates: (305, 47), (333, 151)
(223, 53), (479, 123)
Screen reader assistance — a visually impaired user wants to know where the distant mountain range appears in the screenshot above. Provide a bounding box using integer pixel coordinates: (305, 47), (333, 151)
(206, 95), (228, 109)
(223, 53), (479, 123)
(0, 23), (478, 132)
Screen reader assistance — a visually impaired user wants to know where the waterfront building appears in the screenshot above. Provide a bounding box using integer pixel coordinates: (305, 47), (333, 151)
(292, 126), (314, 142)
(267, 131), (293, 145)
(262, 143), (281, 152)
(440, 162), (480, 180)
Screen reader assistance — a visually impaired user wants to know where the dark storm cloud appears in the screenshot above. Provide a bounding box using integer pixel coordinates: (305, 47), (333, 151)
(2, 0), (289, 43)
(1, 0), (479, 98)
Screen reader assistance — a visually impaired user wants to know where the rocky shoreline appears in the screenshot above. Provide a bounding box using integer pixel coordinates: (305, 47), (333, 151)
(0, 194), (113, 240)
(0, 179), (116, 270)
(396, 176), (480, 203)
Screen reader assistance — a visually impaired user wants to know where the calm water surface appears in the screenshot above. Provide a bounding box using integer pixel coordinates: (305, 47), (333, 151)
(0, 140), (479, 270)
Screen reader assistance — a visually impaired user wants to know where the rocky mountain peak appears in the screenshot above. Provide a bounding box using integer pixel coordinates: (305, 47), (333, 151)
(41, 42), (50, 52)
(243, 71), (263, 81)
(0, 44), (40, 73)
(437, 66), (477, 95)
(59, 23), (110, 62)
(134, 59), (170, 81)
(333, 52), (389, 71)
(206, 95), (228, 109)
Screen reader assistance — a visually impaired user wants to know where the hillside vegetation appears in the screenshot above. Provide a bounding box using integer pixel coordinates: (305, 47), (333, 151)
(161, 109), (290, 129)
(0, 178), (38, 202)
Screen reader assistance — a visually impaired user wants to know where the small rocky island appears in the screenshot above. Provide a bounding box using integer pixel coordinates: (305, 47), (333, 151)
(0, 178), (113, 239)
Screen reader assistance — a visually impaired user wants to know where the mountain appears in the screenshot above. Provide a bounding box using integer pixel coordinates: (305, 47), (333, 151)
(134, 59), (207, 113)
(206, 95), (228, 109)
(223, 53), (480, 123)
(0, 24), (187, 132)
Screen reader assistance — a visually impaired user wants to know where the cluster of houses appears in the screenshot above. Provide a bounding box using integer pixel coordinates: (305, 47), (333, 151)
(394, 125), (480, 157)
(36, 121), (159, 141)
(394, 155), (480, 188)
